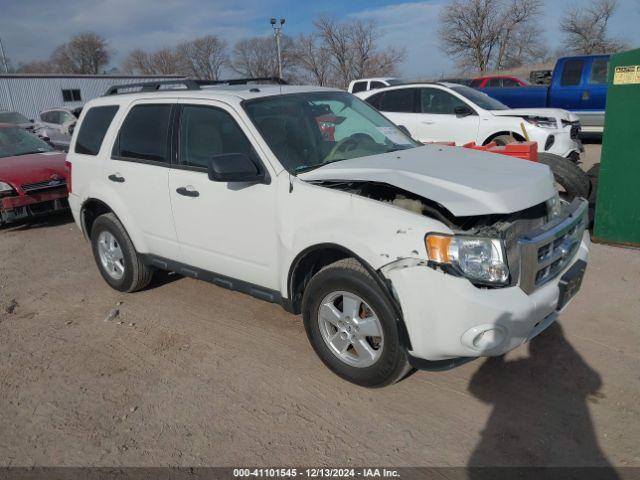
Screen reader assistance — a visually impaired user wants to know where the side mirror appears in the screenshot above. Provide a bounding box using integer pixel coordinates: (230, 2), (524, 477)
(454, 106), (473, 118)
(207, 153), (266, 183)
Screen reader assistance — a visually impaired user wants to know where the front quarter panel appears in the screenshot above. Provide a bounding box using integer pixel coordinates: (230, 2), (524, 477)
(278, 176), (452, 296)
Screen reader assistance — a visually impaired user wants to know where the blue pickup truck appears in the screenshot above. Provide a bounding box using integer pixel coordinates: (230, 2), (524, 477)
(476, 55), (609, 133)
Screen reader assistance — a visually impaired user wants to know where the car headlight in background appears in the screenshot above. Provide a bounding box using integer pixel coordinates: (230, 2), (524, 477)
(0, 181), (16, 197)
(425, 234), (509, 285)
(524, 116), (558, 129)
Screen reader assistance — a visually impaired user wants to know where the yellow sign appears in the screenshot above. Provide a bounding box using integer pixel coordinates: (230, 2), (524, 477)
(613, 65), (640, 85)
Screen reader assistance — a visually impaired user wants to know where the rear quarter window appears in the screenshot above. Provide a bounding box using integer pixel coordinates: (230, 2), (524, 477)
(589, 58), (609, 85)
(75, 106), (119, 156)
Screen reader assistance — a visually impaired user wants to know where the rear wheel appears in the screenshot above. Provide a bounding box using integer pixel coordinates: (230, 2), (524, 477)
(302, 258), (411, 387)
(91, 213), (153, 292)
(538, 152), (591, 201)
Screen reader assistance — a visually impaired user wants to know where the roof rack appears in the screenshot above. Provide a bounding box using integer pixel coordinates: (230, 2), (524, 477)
(104, 77), (288, 96)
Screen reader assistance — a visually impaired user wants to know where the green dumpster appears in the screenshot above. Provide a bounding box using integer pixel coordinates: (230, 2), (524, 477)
(594, 48), (640, 246)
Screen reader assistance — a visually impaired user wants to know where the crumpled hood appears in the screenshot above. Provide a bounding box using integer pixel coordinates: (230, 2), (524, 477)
(298, 144), (556, 216)
(492, 108), (580, 123)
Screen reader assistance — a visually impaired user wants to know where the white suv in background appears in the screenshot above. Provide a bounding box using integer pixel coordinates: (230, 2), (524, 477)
(66, 79), (589, 387)
(356, 82), (584, 160)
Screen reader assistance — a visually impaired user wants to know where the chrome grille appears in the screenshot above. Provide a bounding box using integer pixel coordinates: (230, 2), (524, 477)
(518, 199), (588, 294)
(21, 179), (67, 193)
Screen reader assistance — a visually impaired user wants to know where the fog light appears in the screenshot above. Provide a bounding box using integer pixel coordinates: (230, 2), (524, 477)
(544, 135), (555, 151)
(461, 325), (506, 351)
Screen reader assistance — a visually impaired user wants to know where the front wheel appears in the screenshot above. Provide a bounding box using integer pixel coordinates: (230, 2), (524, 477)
(302, 258), (411, 387)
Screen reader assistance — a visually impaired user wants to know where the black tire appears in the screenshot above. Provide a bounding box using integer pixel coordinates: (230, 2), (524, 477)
(90, 213), (153, 292)
(490, 134), (516, 146)
(538, 152), (591, 201)
(302, 258), (411, 388)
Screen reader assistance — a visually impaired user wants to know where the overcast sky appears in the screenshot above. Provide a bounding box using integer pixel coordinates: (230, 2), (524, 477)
(1, 0), (638, 78)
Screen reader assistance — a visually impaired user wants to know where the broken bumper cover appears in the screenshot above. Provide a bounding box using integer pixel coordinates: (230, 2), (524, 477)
(382, 233), (589, 364)
(0, 189), (69, 224)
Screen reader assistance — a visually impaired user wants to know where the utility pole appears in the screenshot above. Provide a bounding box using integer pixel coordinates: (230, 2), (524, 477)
(0, 37), (9, 73)
(270, 17), (285, 80)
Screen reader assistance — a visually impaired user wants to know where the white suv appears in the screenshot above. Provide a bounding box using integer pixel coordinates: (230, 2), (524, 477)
(67, 79), (589, 387)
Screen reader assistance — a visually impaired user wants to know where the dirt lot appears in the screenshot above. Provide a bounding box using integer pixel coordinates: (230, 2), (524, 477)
(0, 144), (638, 468)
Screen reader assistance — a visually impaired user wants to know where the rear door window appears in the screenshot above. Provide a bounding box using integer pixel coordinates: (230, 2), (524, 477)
(560, 59), (584, 86)
(589, 58), (609, 85)
(115, 104), (172, 163)
(379, 88), (417, 113)
(488, 78), (502, 87)
(75, 106), (119, 156)
(502, 78), (521, 87)
(370, 81), (386, 90)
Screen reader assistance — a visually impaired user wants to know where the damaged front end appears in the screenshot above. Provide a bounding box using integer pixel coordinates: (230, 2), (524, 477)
(310, 179), (568, 290)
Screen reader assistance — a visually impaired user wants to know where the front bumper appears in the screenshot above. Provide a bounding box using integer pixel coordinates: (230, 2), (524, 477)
(382, 232), (589, 363)
(529, 128), (583, 159)
(0, 188), (69, 225)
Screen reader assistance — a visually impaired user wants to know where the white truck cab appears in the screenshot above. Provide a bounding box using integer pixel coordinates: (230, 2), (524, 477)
(347, 77), (402, 94)
(66, 79), (589, 387)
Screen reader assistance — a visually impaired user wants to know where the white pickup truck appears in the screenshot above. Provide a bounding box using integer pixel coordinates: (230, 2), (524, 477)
(66, 80), (589, 387)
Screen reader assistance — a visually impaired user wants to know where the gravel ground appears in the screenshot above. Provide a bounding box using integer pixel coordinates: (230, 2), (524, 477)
(0, 143), (638, 468)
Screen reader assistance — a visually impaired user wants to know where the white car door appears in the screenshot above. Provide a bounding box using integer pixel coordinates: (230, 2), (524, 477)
(414, 87), (480, 144)
(105, 100), (179, 259)
(168, 100), (278, 290)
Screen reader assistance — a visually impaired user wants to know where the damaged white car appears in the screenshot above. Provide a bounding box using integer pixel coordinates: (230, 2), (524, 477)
(67, 81), (589, 387)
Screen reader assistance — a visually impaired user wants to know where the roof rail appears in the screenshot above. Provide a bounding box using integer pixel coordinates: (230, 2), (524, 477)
(104, 77), (288, 96)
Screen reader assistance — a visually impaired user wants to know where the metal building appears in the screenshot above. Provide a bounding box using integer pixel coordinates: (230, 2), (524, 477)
(0, 74), (183, 120)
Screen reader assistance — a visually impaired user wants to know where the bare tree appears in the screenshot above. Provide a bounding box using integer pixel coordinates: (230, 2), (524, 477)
(293, 33), (335, 86)
(177, 35), (228, 80)
(121, 47), (184, 75)
(560, 0), (626, 54)
(314, 16), (406, 87)
(231, 35), (296, 79)
(50, 32), (110, 74)
(438, 0), (545, 73)
(15, 60), (55, 73)
(121, 49), (155, 75)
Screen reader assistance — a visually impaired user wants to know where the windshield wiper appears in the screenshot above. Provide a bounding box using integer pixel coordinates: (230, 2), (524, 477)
(294, 158), (348, 175)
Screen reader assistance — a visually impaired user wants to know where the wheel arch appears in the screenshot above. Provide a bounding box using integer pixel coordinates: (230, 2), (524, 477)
(482, 130), (526, 145)
(80, 198), (113, 240)
(286, 243), (412, 350)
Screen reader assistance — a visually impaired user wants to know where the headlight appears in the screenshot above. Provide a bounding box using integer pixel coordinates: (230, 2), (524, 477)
(524, 116), (557, 129)
(425, 234), (509, 285)
(546, 193), (562, 220)
(0, 181), (16, 196)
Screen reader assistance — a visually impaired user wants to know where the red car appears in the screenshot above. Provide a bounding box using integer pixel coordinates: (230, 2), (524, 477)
(0, 124), (69, 226)
(470, 75), (529, 88)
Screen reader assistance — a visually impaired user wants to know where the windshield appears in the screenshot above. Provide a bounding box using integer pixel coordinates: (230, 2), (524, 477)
(0, 111), (30, 125)
(243, 91), (420, 174)
(452, 85), (509, 110)
(0, 127), (54, 158)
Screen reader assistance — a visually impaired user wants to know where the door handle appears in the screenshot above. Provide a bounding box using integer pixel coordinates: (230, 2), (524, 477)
(176, 186), (200, 198)
(108, 174), (125, 183)
(581, 90), (590, 101)
(421, 121), (435, 125)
